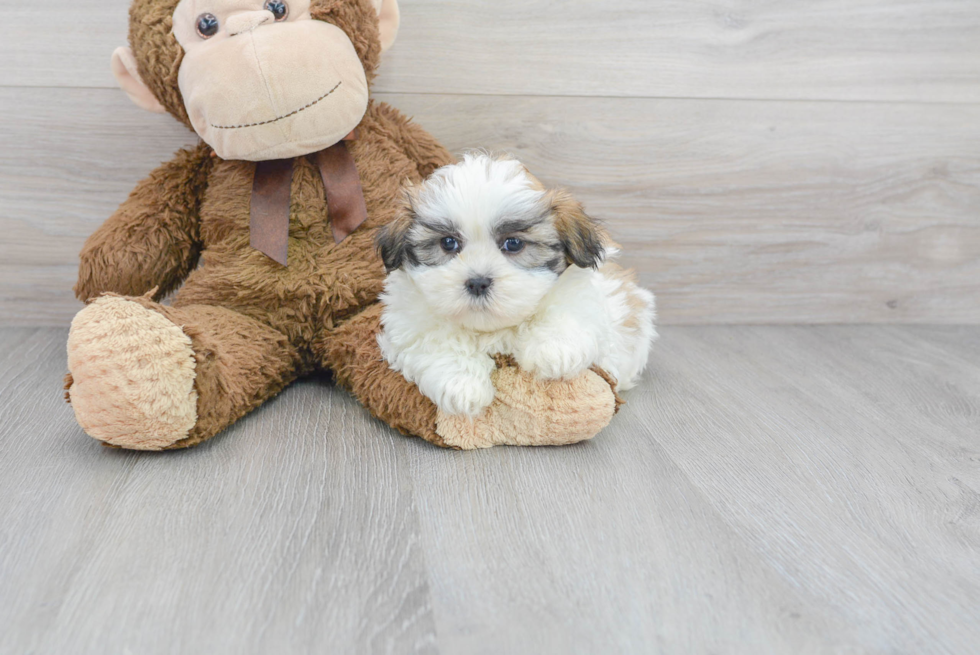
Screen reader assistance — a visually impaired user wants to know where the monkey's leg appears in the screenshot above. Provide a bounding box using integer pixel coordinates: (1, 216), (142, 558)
(314, 305), (618, 449)
(67, 295), (301, 450)
(313, 304), (445, 445)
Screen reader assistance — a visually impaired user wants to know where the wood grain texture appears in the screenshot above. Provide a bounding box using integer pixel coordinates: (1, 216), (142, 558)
(0, 329), (437, 655)
(1, 326), (978, 653)
(5, 1), (980, 103)
(641, 326), (980, 653)
(2, 87), (978, 326)
(390, 94), (980, 325)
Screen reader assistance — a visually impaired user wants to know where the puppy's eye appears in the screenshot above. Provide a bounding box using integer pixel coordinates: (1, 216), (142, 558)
(502, 237), (525, 254)
(440, 237), (460, 253)
(196, 13), (220, 38)
(263, 1), (289, 21)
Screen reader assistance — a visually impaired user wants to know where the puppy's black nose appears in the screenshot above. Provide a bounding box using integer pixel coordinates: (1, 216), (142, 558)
(465, 276), (493, 297)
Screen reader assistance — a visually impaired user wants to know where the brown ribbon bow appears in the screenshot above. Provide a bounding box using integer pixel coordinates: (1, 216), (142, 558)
(249, 132), (368, 266)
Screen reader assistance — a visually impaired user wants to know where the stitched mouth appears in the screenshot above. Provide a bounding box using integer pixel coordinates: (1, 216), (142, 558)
(209, 81), (342, 130)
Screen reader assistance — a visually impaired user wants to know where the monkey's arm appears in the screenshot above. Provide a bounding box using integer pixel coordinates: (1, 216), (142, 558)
(74, 143), (214, 302)
(400, 120), (455, 179)
(373, 102), (455, 179)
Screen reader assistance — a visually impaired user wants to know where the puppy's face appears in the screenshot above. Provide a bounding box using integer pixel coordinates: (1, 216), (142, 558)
(378, 154), (605, 332)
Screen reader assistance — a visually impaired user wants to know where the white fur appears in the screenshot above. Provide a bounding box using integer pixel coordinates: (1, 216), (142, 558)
(378, 154), (658, 417)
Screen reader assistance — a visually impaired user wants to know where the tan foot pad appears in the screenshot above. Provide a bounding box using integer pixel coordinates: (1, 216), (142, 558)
(435, 366), (617, 450)
(67, 296), (198, 450)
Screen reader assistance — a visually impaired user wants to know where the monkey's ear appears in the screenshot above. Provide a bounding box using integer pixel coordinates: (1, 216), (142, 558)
(111, 47), (167, 114)
(376, 0), (400, 53)
(376, 206), (414, 273)
(550, 190), (606, 269)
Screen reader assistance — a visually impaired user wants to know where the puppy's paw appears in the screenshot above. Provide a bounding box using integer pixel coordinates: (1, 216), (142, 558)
(516, 338), (596, 381)
(432, 374), (496, 417)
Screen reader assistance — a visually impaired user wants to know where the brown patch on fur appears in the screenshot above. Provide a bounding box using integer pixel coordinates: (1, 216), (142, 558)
(623, 289), (650, 331)
(520, 162), (620, 251)
(599, 263), (647, 330)
(549, 189), (605, 269)
(520, 166), (548, 192)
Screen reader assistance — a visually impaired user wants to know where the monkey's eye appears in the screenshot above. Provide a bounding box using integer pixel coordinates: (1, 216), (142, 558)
(501, 237), (525, 253)
(440, 237), (460, 253)
(264, 1), (289, 21)
(196, 13), (220, 38)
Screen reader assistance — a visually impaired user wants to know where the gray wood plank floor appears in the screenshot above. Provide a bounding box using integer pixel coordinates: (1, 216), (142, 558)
(1, 326), (977, 654)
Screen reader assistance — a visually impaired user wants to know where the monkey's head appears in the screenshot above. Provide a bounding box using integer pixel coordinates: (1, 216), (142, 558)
(113, 0), (400, 161)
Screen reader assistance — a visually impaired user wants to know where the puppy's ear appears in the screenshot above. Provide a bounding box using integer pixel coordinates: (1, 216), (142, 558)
(376, 193), (415, 272)
(550, 190), (605, 269)
(376, 213), (413, 272)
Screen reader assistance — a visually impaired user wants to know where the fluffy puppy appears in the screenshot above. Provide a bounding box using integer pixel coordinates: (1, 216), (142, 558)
(376, 153), (657, 417)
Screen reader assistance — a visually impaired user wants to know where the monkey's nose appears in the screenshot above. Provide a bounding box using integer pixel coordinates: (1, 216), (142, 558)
(226, 10), (274, 36)
(465, 277), (493, 298)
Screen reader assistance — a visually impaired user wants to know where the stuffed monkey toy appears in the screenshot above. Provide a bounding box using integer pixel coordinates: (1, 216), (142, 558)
(65, 0), (618, 450)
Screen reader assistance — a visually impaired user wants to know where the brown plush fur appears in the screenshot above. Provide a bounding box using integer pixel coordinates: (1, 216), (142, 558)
(76, 143), (214, 302)
(128, 0), (384, 129)
(69, 0), (617, 449)
(598, 263), (649, 333)
(74, 94), (453, 448)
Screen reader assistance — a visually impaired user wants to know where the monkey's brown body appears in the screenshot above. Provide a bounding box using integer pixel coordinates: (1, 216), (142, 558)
(73, 102), (454, 448)
(65, 0), (617, 450)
